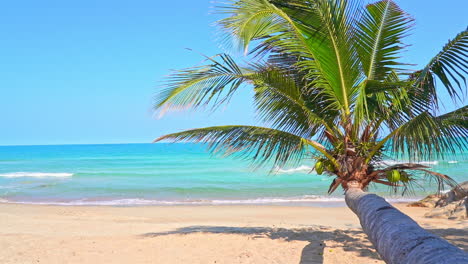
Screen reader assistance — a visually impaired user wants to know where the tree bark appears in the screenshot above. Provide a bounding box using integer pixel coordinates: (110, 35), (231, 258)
(345, 187), (468, 264)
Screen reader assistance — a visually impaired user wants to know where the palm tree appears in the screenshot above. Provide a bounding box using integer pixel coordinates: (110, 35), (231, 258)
(154, 0), (468, 262)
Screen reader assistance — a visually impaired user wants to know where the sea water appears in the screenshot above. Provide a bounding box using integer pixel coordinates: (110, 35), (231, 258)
(0, 143), (465, 206)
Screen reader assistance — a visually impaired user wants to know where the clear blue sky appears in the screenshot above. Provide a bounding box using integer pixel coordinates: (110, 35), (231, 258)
(0, 0), (466, 146)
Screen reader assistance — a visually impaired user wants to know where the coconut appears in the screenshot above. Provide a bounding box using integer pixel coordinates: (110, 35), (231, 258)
(315, 161), (324, 175)
(326, 162), (335, 172)
(386, 170), (401, 182)
(400, 171), (410, 182)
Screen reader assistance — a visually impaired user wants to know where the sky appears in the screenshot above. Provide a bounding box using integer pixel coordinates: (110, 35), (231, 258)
(0, 0), (466, 146)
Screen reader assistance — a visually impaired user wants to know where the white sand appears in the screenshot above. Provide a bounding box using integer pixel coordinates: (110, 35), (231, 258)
(0, 203), (466, 263)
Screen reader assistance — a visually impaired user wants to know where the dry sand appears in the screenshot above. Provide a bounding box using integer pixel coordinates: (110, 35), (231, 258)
(0, 203), (466, 264)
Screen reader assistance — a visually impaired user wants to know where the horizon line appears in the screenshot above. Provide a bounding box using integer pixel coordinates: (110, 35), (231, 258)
(0, 142), (178, 147)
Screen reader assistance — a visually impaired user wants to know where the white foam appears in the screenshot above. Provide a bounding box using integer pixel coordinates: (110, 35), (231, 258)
(0, 172), (73, 178)
(448, 161), (458, 164)
(0, 195), (421, 206)
(0, 196), (344, 206)
(378, 160), (438, 166)
(273, 165), (313, 174)
(211, 196), (345, 204)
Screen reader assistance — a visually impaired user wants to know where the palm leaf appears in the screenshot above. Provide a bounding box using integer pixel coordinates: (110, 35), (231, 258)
(304, 0), (362, 116)
(436, 105), (468, 128)
(217, 0), (316, 57)
(249, 64), (332, 137)
(154, 125), (323, 167)
(219, 0), (363, 117)
(374, 164), (458, 193)
(388, 108), (468, 160)
(356, 0), (413, 80)
(353, 0), (413, 125)
(354, 78), (412, 131)
(155, 54), (249, 115)
(416, 28), (468, 100)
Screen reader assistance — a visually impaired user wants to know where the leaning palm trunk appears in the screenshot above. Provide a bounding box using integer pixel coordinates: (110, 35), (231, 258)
(346, 185), (468, 264)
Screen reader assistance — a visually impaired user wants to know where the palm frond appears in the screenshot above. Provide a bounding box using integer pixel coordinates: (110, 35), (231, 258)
(416, 169), (459, 193)
(219, 0), (363, 117)
(416, 28), (468, 100)
(354, 78), (411, 130)
(404, 70), (440, 113)
(356, 0), (413, 80)
(368, 162), (458, 193)
(154, 125), (320, 167)
(249, 64), (332, 137)
(328, 177), (342, 194)
(436, 105), (468, 128)
(365, 80), (410, 94)
(364, 71), (453, 136)
(304, 0), (362, 116)
(155, 54), (248, 115)
(388, 108), (468, 160)
(217, 0), (315, 57)
(353, 0), (413, 126)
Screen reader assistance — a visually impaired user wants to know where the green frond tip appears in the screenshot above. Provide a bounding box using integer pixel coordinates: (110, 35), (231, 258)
(154, 53), (249, 116)
(217, 0), (312, 54)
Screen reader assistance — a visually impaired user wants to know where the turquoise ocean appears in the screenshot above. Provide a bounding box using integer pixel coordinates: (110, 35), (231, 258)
(0, 143), (466, 206)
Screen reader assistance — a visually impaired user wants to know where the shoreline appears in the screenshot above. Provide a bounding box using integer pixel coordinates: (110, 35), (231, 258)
(1, 203), (466, 263)
(0, 196), (422, 207)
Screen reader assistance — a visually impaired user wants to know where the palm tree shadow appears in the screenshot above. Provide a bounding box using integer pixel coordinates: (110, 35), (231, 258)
(427, 228), (468, 251)
(141, 226), (381, 263)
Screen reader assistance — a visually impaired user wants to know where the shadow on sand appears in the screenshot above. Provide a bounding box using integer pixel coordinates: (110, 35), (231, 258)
(141, 226), (381, 263)
(140, 226), (467, 263)
(427, 228), (468, 251)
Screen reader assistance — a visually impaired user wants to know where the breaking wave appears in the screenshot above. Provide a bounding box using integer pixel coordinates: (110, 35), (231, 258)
(378, 160), (439, 165)
(0, 172), (73, 178)
(0, 195), (419, 206)
(273, 165), (314, 174)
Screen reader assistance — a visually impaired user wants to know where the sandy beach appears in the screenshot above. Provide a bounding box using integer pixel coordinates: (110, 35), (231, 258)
(0, 203), (466, 264)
